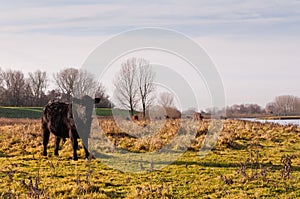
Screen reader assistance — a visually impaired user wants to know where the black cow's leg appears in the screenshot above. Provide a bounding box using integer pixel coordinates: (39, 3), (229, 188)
(42, 127), (50, 156)
(82, 137), (90, 159)
(70, 134), (78, 160)
(54, 137), (61, 156)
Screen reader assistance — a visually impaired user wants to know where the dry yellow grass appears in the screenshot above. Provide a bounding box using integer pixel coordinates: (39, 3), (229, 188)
(0, 118), (300, 198)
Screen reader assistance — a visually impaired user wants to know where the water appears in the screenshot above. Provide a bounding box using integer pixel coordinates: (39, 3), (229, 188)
(239, 118), (300, 127)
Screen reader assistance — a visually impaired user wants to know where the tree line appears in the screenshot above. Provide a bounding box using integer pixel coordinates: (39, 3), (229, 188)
(0, 57), (177, 119)
(266, 95), (300, 116)
(1, 60), (299, 118)
(215, 95), (300, 117)
(0, 67), (111, 108)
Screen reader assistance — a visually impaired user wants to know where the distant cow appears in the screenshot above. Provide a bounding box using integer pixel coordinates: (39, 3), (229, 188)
(42, 95), (100, 160)
(132, 114), (139, 121)
(193, 112), (204, 121)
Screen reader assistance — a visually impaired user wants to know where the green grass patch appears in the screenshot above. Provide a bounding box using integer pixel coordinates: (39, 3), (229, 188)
(95, 108), (113, 117)
(0, 107), (115, 118)
(0, 107), (43, 119)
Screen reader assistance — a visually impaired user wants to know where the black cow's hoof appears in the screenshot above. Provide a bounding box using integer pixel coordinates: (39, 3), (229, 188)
(72, 157), (78, 161)
(85, 156), (94, 161)
(85, 154), (91, 160)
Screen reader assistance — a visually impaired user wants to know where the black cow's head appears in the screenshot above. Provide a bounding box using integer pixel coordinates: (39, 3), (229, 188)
(71, 95), (100, 138)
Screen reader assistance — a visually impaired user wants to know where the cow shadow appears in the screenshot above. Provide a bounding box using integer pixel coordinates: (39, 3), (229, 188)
(172, 160), (300, 171)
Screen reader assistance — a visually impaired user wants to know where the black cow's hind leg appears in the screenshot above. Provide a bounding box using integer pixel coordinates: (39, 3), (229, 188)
(70, 135), (78, 161)
(42, 127), (50, 156)
(82, 138), (90, 159)
(54, 137), (61, 156)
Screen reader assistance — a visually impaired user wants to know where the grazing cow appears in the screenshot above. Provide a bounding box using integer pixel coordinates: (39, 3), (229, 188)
(193, 112), (204, 121)
(132, 114), (139, 121)
(42, 95), (100, 160)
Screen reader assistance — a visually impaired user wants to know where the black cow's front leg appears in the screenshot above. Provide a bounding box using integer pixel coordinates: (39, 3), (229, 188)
(70, 134), (78, 161)
(83, 144), (90, 160)
(42, 126), (50, 156)
(54, 136), (61, 156)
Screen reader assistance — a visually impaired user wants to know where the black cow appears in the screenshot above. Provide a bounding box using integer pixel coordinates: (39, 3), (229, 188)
(42, 95), (100, 160)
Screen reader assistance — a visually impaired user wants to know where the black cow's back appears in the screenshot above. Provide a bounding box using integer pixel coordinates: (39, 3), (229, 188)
(42, 101), (77, 138)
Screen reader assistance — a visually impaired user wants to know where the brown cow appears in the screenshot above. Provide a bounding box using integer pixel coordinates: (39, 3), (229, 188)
(42, 95), (100, 160)
(193, 112), (204, 121)
(132, 114), (139, 121)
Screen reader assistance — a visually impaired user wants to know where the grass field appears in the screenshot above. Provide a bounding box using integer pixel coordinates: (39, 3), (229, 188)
(0, 118), (300, 198)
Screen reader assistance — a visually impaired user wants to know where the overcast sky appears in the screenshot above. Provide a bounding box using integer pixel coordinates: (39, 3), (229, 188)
(0, 0), (299, 108)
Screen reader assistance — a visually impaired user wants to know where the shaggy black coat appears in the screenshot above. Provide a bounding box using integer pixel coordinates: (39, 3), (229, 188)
(42, 96), (100, 160)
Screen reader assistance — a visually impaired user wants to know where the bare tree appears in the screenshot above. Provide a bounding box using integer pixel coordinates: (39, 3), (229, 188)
(54, 68), (103, 101)
(73, 69), (103, 97)
(296, 98), (300, 114)
(158, 92), (175, 108)
(95, 83), (112, 108)
(0, 67), (3, 87)
(2, 70), (26, 106)
(54, 68), (78, 100)
(265, 102), (276, 114)
(274, 95), (298, 115)
(28, 70), (48, 105)
(136, 58), (155, 118)
(0, 68), (5, 105)
(114, 58), (139, 116)
(23, 82), (34, 106)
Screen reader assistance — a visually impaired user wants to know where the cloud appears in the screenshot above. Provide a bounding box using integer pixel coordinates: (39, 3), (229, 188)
(0, 0), (299, 36)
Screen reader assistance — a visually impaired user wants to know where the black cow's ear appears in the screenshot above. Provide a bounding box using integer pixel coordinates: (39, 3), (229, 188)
(94, 98), (101, 104)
